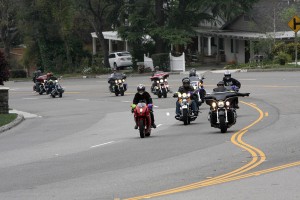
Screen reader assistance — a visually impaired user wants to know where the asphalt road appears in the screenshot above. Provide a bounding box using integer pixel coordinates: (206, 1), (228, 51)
(1, 71), (300, 200)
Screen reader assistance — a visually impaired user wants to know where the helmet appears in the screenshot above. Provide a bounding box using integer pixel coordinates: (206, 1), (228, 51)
(182, 77), (190, 88)
(189, 68), (196, 77)
(137, 84), (145, 94)
(217, 81), (225, 87)
(224, 70), (231, 80)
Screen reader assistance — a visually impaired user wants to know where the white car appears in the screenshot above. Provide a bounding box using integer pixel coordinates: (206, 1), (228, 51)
(108, 51), (133, 70)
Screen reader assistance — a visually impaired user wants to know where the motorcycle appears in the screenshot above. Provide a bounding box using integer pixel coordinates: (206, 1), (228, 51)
(174, 92), (197, 125)
(189, 76), (206, 107)
(132, 102), (152, 138)
(108, 74), (127, 96)
(205, 91), (250, 133)
(33, 75), (47, 95)
(49, 79), (64, 98)
(150, 72), (170, 98)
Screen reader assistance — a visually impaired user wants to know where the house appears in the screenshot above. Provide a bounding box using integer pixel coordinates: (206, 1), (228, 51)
(192, 0), (299, 64)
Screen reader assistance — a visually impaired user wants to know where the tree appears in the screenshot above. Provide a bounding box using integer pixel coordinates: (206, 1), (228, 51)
(0, 50), (9, 85)
(0, 0), (20, 60)
(73, 0), (123, 68)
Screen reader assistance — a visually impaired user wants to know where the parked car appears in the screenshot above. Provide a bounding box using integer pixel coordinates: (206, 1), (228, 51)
(108, 51), (133, 70)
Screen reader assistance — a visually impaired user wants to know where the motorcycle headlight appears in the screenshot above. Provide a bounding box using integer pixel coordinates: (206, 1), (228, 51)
(164, 79), (167, 82)
(115, 80), (118, 83)
(225, 101), (230, 106)
(182, 93), (187, 98)
(212, 102), (217, 108)
(218, 101), (225, 108)
(156, 81), (159, 83)
(187, 93), (191, 97)
(122, 79), (125, 82)
(193, 86), (197, 90)
(160, 79), (163, 83)
(140, 108), (143, 113)
(55, 80), (58, 83)
(178, 93), (182, 98)
(118, 79), (122, 83)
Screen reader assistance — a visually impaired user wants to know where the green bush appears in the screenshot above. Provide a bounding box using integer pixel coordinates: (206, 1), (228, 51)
(151, 53), (170, 71)
(274, 51), (292, 65)
(10, 69), (27, 78)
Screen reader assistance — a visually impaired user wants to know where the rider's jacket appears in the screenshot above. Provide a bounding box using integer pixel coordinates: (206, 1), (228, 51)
(133, 92), (153, 105)
(223, 77), (241, 88)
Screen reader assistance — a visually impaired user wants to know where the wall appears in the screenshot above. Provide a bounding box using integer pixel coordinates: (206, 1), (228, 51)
(224, 38), (245, 64)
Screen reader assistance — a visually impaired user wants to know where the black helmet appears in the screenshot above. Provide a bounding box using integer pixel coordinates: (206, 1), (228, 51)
(189, 68), (196, 77)
(137, 84), (145, 94)
(217, 81), (225, 87)
(182, 77), (190, 88)
(224, 70), (231, 80)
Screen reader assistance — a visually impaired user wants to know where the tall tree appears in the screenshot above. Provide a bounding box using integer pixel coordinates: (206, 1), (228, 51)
(0, 0), (20, 60)
(74, 0), (123, 68)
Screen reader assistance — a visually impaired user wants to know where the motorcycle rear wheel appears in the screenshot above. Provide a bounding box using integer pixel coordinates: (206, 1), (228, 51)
(139, 120), (145, 138)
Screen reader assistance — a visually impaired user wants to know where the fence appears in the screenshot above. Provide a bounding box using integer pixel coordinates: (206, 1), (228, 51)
(143, 52), (186, 72)
(144, 54), (154, 71)
(170, 52), (185, 71)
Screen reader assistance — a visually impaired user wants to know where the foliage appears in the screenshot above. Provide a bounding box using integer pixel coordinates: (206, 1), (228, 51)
(280, 6), (297, 22)
(0, 51), (9, 84)
(0, 113), (17, 127)
(0, 0), (20, 59)
(151, 53), (170, 71)
(10, 69), (27, 78)
(272, 41), (300, 60)
(274, 51), (292, 65)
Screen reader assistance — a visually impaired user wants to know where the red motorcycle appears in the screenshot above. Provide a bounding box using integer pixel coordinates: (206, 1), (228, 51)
(33, 75), (47, 95)
(132, 102), (152, 138)
(150, 71), (170, 98)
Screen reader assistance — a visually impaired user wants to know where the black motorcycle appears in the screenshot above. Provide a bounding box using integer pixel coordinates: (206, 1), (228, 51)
(49, 80), (64, 98)
(205, 91), (249, 133)
(108, 74), (127, 96)
(174, 92), (197, 125)
(189, 76), (206, 107)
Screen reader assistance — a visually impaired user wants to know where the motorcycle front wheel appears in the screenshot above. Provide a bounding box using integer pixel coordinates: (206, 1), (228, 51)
(219, 115), (227, 133)
(139, 120), (145, 138)
(182, 109), (189, 125)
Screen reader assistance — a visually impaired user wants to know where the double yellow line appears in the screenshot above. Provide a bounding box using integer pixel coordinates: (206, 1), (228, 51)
(125, 101), (266, 200)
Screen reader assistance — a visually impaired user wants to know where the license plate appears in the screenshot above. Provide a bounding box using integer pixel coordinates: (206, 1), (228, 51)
(182, 105), (187, 108)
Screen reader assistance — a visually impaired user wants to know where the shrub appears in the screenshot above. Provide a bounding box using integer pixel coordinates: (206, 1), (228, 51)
(151, 53), (170, 71)
(274, 51), (292, 65)
(10, 69), (27, 78)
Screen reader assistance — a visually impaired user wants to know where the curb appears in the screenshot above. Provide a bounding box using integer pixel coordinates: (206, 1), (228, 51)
(0, 114), (24, 134)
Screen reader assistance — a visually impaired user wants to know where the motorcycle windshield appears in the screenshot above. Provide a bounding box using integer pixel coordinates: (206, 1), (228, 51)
(207, 91), (237, 101)
(137, 103), (146, 107)
(189, 76), (199, 82)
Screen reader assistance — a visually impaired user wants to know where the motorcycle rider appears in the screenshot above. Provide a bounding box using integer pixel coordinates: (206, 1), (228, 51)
(213, 81), (240, 108)
(189, 68), (198, 77)
(108, 69), (127, 92)
(213, 81), (227, 92)
(45, 72), (58, 93)
(223, 70), (241, 89)
(132, 84), (156, 129)
(174, 77), (198, 117)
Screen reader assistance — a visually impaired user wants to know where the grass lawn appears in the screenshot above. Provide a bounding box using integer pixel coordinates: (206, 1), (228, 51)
(0, 113), (17, 127)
